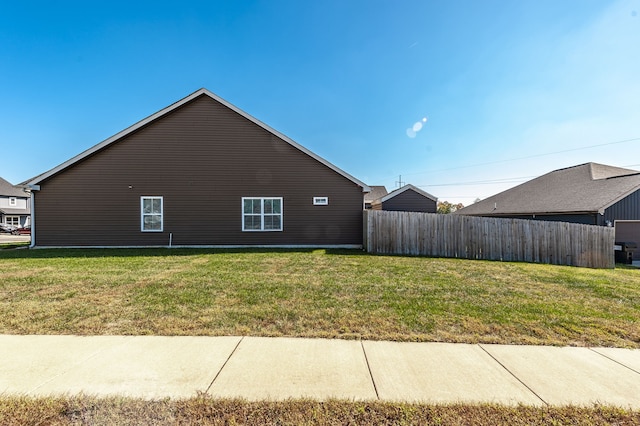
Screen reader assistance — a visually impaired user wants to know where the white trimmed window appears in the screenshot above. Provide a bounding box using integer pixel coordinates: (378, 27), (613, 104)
(242, 197), (283, 231)
(5, 216), (19, 227)
(9, 197), (17, 207)
(141, 196), (163, 232)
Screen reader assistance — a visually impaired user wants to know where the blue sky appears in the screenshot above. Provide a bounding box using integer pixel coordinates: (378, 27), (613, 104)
(2, 0), (639, 204)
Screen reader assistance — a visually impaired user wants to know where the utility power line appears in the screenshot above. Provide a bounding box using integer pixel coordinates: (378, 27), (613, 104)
(416, 162), (640, 194)
(377, 136), (640, 183)
(419, 176), (536, 187)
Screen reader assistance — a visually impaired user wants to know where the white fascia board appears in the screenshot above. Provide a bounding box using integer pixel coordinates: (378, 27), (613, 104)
(24, 90), (207, 186)
(202, 89), (370, 192)
(25, 88), (370, 192)
(379, 184), (437, 203)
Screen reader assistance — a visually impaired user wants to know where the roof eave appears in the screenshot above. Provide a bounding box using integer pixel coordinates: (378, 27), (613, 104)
(599, 184), (640, 212)
(24, 88), (370, 192)
(23, 90), (204, 186)
(460, 210), (600, 217)
(379, 184), (437, 203)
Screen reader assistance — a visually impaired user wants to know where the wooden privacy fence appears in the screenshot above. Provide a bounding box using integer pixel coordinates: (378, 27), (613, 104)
(364, 210), (615, 268)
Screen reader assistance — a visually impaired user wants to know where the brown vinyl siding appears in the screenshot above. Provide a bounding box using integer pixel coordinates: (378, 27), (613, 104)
(34, 95), (364, 246)
(380, 189), (437, 213)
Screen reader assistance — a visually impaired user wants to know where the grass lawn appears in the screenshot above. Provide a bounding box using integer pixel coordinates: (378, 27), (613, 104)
(0, 248), (638, 347)
(2, 248), (639, 424)
(0, 241), (29, 250)
(2, 396), (639, 426)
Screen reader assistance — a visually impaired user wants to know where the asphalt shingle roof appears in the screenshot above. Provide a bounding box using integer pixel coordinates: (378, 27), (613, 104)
(364, 186), (388, 203)
(0, 177), (27, 198)
(456, 163), (640, 216)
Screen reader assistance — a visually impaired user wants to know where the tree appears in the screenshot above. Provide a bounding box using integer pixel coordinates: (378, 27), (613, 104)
(437, 201), (464, 214)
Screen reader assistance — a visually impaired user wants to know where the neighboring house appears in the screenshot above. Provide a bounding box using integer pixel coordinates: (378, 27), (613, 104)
(0, 177), (30, 229)
(364, 185), (388, 209)
(370, 184), (438, 213)
(23, 88), (370, 248)
(455, 162), (640, 259)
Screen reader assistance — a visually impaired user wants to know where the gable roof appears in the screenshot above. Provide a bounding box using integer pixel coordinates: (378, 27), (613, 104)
(456, 162), (640, 216)
(364, 185), (388, 203)
(0, 177), (27, 198)
(375, 184), (437, 204)
(23, 88), (370, 192)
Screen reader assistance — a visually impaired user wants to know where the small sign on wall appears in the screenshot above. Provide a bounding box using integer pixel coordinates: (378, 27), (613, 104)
(313, 197), (329, 205)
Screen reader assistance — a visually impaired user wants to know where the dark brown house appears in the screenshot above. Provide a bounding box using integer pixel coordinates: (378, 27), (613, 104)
(370, 184), (437, 213)
(23, 89), (370, 248)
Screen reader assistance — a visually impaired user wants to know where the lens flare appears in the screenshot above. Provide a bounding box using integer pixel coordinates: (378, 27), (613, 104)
(406, 116), (428, 138)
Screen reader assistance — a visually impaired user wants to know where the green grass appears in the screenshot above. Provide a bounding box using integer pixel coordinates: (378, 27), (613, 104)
(2, 248), (639, 424)
(1, 248), (639, 347)
(0, 241), (29, 250)
(1, 396), (639, 426)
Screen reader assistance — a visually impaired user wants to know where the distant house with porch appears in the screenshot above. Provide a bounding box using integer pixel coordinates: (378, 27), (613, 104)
(0, 177), (30, 229)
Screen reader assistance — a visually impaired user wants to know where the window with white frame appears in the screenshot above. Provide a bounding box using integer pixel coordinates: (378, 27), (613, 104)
(242, 197), (283, 231)
(5, 216), (19, 227)
(141, 196), (163, 232)
(9, 197), (17, 207)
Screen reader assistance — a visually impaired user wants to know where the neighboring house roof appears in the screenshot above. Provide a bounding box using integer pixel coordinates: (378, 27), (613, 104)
(0, 177), (27, 198)
(456, 162), (640, 216)
(0, 207), (30, 215)
(23, 88), (370, 193)
(375, 184), (437, 204)
(364, 186), (388, 204)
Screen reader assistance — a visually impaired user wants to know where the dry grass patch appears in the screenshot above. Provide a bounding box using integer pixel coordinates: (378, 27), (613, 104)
(1, 396), (639, 426)
(1, 248), (639, 347)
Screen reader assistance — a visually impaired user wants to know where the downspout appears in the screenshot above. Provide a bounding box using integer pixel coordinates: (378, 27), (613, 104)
(27, 185), (40, 248)
(362, 186), (370, 252)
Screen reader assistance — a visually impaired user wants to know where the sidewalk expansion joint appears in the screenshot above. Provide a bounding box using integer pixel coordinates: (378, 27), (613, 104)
(205, 336), (244, 394)
(478, 344), (548, 406)
(589, 348), (640, 375)
(360, 341), (380, 400)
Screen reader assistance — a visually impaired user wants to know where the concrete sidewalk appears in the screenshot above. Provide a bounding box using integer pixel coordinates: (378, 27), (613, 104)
(0, 234), (30, 244)
(1, 335), (639, 407)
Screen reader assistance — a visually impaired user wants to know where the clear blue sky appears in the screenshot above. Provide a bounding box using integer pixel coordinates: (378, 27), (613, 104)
(2, 0), (639, 204)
